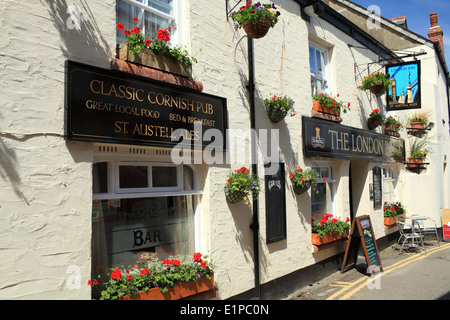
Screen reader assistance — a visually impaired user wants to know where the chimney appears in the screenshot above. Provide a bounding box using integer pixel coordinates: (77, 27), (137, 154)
(428, 12), (445, 57)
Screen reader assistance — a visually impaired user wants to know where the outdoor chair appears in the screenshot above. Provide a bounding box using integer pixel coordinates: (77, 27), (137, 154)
(410, 214), (440, 246)
(395, 220), (425, 254)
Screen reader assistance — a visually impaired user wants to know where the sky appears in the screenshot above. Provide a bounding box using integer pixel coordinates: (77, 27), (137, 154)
(352, 0), (450, 61)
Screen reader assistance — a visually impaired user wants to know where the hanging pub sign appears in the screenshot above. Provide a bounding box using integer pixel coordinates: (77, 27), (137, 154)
(302, 116), (404, 162)
(386, 60), (421, 111)
(65, 60), (227, 150)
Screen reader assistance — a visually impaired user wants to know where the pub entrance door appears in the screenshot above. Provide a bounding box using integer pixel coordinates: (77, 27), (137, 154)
(348, 160), (368, 224)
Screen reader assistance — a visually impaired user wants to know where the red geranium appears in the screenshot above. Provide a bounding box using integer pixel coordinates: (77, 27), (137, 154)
(116, 23), (124, 31)
(110, 268), (122, 280)
(157, 28), (170, 42)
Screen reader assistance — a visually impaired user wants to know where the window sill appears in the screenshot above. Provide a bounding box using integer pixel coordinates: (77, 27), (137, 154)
(111, 58), (203, 92)
(93, 190), (203, 200)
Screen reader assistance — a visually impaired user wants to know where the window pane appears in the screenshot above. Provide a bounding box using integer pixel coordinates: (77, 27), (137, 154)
(148, 0), (173, 15)
(183, 165), (194, 191)
(117, 0), (144, 43)
(316, 49), (323, 78)
(311, 183), (333, 215)
(119, 165), (148, 188)
(93, 162), (108, 194)
(91, 195), (195, 297)
(144, 10), (172, 37)
(309, 46), (316, 75)
(152, 166), (177, 187)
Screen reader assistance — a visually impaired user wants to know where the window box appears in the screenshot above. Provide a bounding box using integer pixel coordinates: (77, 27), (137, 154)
(312, 100), (340, 117)
(116, 42), (192, 78)
(311, 231), (348, 246)
(118, 275), (215, 300)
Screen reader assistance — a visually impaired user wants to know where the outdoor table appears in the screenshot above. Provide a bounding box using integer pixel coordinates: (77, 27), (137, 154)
(401, 216), (427, 251)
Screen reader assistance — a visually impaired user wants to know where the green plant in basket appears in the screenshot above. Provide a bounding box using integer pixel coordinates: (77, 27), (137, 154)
(358, 71), (392, 91)
(231, 1), (280, 29)
(226, 167), (261, 205)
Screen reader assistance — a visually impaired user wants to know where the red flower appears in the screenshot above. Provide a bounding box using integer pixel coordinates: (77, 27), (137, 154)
(140, 268), (150, 275)
(116, 23), (124, 31)
(322, 177), (326, 182)
(332, 218), (338, 223)
(132, 26), (141, 34)
(110, 268), (122, 280)
(200, 261), (207, 269)
(145, 39), (151, 46)
(311, 217), (315, 222)
(174, 260), (181, 266)
(227, 179), (230, 183)
(127, 275), (133, 280)
(134, 17), (139, 22)
(290, 173), (294, 178)
(124, 30), (131, 36)
(374, 120), (379, 125)
(157, 29), (170, 42)
(346, 217), (350, 222)
(193, 252), (202, 262)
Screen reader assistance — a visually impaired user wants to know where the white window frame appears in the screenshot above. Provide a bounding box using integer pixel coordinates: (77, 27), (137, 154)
(382, 164), (397, 203)
(309, 42), (329, 95)
(117, 0), (179, 45)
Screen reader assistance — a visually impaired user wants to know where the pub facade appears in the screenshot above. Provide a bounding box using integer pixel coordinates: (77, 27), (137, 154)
(0, 0), (446, 300)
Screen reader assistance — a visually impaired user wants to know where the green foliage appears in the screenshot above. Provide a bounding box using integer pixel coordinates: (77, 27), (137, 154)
(289, 166), (319, 186)
(117, 19), (197, 66)
(358, 71), (392, 91)
(231, 1), (280, 28)
(89, 252), (214, 300)
(311, 214), (351, 238)
(409, 137), (428, 158)
(226, 167), (261, 205)
(384, 202), (405, 218)
(312, 92), (351, 114)
(264, 95), (296, 116)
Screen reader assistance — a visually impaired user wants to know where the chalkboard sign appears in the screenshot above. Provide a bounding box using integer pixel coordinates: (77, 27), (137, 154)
(372, 166), (382, 208)
(341, 215), (382, 273)
(265, 163), (286, 244)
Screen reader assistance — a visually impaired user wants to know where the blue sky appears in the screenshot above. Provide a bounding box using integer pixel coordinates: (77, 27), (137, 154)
(353, 0), (450, 61)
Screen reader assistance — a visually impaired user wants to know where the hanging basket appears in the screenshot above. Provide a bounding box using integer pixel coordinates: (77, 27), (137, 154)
(224, 184), (246, 203)
(368, 84), (385, 96)
(367, 118), (379, 130)
(242, 18), (272, 39)
(266, 107), (288, 123)
(293, 181), (311, 195)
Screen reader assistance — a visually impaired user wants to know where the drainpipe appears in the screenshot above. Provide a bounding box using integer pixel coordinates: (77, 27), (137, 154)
(246, 9), (261, 299)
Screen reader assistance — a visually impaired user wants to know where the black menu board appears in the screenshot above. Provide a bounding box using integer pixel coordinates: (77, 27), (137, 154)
(341, 215), (382, 273)
(372, 166), (382, 208)
(265, 163), (286, 244)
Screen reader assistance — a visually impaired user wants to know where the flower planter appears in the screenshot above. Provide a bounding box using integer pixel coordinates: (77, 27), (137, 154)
(394, 157), (405, 164)
(242, 18), (272, 39)
(312, 100), (340, 117)
(116, 43), (192, 78)
(311, 231), (348, 246)
(409, 122), (425, 132)
(368, 84), (385, 96)
(367, 118), (379, 130)
(407, 157), (424, 169)
(118, 275), (214, 300)
(266, 107), (287, 123)
(384, 217), (396, 226)
(224, 184), (246, 203)
(293, 181), (311, 195)
(385, 126), (400, 137)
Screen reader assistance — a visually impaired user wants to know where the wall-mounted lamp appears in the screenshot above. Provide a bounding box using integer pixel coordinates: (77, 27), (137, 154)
(302, 0), (324, 18)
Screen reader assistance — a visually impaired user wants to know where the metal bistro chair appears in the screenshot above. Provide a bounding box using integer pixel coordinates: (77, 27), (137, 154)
(411, 214), (440, 246)
(396, 220), (425, 254)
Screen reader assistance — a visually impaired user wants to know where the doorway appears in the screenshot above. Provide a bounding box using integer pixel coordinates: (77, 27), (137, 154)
(348, 160), (368, 223)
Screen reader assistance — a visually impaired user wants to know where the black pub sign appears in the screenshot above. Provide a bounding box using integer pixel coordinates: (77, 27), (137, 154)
(65, 61), (227, 150)
(302, 116), (404, 162)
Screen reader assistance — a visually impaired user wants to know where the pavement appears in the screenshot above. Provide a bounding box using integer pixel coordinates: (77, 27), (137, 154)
(288, 236), (450, 300)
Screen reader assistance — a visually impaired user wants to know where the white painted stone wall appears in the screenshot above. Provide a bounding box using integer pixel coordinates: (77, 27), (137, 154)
(0, 0), (115, 299)
(2, 0), (440, 300)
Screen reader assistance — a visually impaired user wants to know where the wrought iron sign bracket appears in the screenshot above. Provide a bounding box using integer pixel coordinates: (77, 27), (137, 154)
(226, 0), (244, 21)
